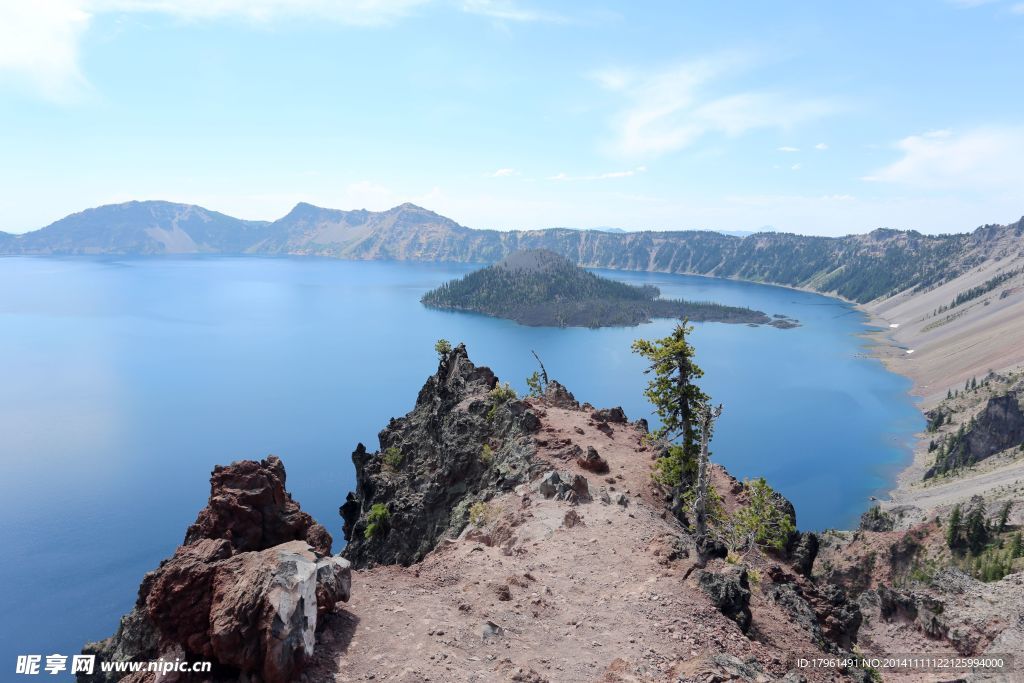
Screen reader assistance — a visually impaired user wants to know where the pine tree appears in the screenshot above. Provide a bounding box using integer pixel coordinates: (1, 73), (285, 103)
(1011, 532), (1023, 559)
(632, 321), (709, 466)
(947, 388), (953, 399)
(965, 506), (988, 554)
(946, 503), (962, 549)
(997, 501), (1012, 532)
(971, 377), (978, 390)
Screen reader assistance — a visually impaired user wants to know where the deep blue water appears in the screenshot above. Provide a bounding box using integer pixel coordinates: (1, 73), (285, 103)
(0, 257), (921, 674)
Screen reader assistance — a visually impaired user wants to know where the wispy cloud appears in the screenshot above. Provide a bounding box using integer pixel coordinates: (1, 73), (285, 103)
(778, 146), (800, 152)
(484, 168), (519, 178)
(863, 126), (1024, 192)
(459, 0), (564, 23)
(96, 0), (431, 24)
(0, 0), (560, 101)
(548, 166), (647, 181)
(593, 53), (837, 157)
(815, 142), (828, 150)
(790, 163), (801, 171)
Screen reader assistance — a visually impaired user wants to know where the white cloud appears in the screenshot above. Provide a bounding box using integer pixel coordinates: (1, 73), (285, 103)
(815, 142), (828, 150)
(863, 126), (1024, 192)
(593, 54), (837, 157)
(790, 163), (801, 171)
(548, 166), (647, 181)
(778, 146), (800, 152)
(459, 0), (563, 22)
(1, 0), (552, 100)
(0, 1), (91, 101)
(1012, 3), (1024, 12)
(94, 0), (430, 24)
(484, 168), (519, 177)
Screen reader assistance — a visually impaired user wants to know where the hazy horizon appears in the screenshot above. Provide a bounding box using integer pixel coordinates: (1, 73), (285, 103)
(2, 197), (1021, 238)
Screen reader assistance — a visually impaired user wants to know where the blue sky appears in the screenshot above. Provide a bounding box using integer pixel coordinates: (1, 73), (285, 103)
(1, 0), (1022, 236)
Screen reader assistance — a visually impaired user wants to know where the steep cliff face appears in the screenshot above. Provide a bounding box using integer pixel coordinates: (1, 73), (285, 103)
(80, 457), (350, 683)
(926, 391), (1024, 478)
(340, 343), (542, 568)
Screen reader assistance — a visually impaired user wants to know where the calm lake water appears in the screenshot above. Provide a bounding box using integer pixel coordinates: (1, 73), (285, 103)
(0, 256), (922, 672)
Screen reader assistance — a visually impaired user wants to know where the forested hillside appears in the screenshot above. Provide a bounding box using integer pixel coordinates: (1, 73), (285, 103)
(421, 249), (781, 328)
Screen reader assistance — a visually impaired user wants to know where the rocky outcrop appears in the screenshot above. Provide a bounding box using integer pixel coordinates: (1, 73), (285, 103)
(926, 391), (1024, 478)
(340, 344), (541, 568)
(576, 445), (609, 474)
(789, 531), (820, 577)
(698, 566), (752, 633)
(765, 565), (863, 652)
(858, 506), (895, 532)
(185, 456), (332, 554)
(80, 457), (349, 683)
(543, 380), (579, 409)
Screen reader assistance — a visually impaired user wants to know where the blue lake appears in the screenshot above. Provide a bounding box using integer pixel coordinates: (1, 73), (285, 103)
(0, 256), (922, 672)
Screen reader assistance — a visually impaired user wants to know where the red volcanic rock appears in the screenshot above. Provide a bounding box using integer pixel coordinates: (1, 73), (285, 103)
(184, 455), (333, 556)
(82, 457), (349, 683)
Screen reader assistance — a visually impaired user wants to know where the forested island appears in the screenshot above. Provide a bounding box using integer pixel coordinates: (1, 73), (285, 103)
(421, 249), (796, 328)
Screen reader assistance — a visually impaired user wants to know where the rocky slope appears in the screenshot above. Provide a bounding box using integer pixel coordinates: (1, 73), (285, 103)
(815, 518), (1024, 677)
(6, 200), (1023, 304)
(885, 371), (1024, 537)
(84, 347), (1024, 682)
(323, 347), (875, 682)
(80, 457), (351, 683)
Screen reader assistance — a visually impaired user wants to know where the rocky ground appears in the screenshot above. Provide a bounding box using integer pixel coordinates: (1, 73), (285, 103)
(883, 371), (1024, 530)
(84, 346), (1024, 683)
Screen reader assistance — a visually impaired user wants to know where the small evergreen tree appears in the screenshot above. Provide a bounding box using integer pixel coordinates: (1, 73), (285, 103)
(964, 506), (988, 554)
(728, 477), (796, 552)
(946, 503), (962, 549)
(1011, 532), (1023, 559)
(997, 501), (1012, 532)
(632, 321), (709, 473)
(434, 338), (452, 358)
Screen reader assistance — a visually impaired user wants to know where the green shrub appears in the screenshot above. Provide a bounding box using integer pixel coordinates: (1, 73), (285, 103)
(652, 444), (697, 488)
(364, 503), (390, 539)
(526, 371), (544, 397)
(434, 338), (452, 358)
(383, 446), (404, 470)
(487, 382), (517, 420)
(729, 477), (796, 552)
(480, 443), (494, 465)
(468, 501), (493, 528)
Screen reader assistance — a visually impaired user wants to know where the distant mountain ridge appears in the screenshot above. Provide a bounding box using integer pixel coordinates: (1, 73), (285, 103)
(3, 200), (1023, 303)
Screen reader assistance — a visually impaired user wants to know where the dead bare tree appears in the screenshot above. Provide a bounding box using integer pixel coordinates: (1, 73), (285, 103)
(693, 403), (723, 540)
(531, 350), (549, 388)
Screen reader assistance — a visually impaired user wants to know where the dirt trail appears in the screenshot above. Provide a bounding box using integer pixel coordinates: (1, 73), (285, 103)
(308, 403), (839, 682)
